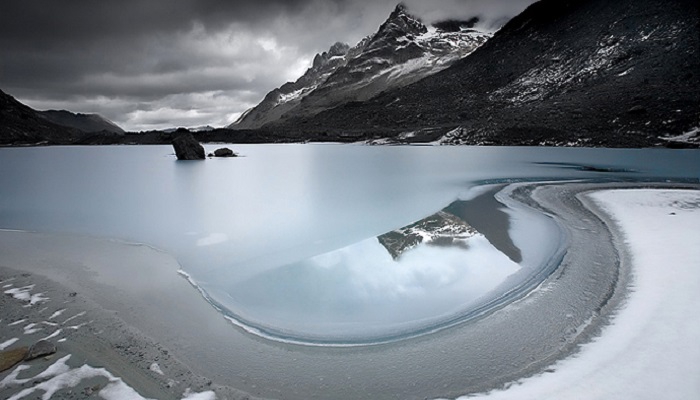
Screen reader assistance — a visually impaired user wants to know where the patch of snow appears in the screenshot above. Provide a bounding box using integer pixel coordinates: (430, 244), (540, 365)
(8, 319), (27, 326)
(62, 311), (86, 325)
(430, 127), (467, 145)
(397, 130), (418, 140)
(2, 354), (156, 400)
(0, 338), (18, 350)
(4, 284), (49, 305)
(446, 189), (700, 400)
(23, 322), (43, 335)
(48, 309), (66, 320)
(386, 54), (447, 81)
(66, 321), (90, 330)
(641, 26), (660, 41)
(182, 388), (217, 400)
(277, 88), (306, 104)
(149, 362), (164, 375)
(0, 365), (32, 389)
(617, 67), (634, 76)
(660, 126), (700, 144)
(41, 328), (62, 341)
(364, 138), (393, 145)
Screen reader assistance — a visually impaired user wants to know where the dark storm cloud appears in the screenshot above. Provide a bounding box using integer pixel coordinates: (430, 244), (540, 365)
(0, 0), (535, 131)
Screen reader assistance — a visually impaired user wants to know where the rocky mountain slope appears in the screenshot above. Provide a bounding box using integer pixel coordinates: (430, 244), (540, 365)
(0, 89), (81, 145)
(38, 110), (124, 134)
(230, 4), (490, 130)
(273, 0), (700, 147)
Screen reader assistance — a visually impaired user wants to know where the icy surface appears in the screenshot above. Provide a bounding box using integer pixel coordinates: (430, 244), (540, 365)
(182, 388), (217, 400)
(0, 145), (698, 347)
(1, 354), (217, 400)
(219, 233), (521, 342)
(453, 189), (700, 400)
(0, 338), (18, 351)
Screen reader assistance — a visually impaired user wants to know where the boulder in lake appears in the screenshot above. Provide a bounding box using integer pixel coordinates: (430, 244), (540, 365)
(26, 340), (56, 360)
(213, 147), (237, 158)
(172, 132), (205, 160)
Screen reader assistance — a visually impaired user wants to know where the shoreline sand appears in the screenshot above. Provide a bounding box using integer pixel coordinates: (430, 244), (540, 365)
(1, 181), (697, 399)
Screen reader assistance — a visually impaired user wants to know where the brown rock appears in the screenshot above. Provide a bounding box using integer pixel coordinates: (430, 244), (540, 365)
(0, 346), (28, 372)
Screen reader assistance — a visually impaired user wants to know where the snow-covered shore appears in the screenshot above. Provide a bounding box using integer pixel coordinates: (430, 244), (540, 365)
(457, 189), (700, 400)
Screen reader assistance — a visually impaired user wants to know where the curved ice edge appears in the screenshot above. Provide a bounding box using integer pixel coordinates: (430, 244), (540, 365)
(178, 181), (570, 347)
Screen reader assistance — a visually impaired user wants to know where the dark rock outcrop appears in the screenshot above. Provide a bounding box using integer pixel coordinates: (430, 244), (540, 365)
(0, 89), (82, 145)
(212, 147), (236, 157)
(38, 110), (125, 134)
(172, 132), (205, 160)
(26, 340), (57, 361)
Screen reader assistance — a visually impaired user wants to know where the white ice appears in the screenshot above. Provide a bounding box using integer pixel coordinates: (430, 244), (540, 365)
(0, 338), (18, 350)
(149, 362), (164, 375)
(4, 284), (49, 305)
(1, 354), (218, 400)
(182, 388), (217, 400)
(62, 311), (86, 325)
(445, 189), (700, 400)
(48, 309), (66, 320)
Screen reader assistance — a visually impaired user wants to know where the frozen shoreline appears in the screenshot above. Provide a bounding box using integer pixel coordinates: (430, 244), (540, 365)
(461, 188), (700, 400)
(1, 182), (698, 399)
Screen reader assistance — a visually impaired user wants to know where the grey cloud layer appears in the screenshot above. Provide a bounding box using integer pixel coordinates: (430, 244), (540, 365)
(0, 0), (534, 131)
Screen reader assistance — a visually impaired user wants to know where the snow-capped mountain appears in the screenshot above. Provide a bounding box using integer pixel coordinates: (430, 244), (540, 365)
(230, 4), (490, 129)
(289, 0), (699, 147)
(229, 42), (350, 129)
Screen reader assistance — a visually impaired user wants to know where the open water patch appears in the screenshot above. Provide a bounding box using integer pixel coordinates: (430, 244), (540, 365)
(197, 185), (565, 346)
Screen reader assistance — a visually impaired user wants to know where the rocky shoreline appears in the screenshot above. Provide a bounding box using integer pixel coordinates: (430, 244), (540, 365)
(0, 266), (227, 400)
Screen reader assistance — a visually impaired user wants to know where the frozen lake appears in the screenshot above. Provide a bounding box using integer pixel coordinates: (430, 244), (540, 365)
(0, 144), (698, 346)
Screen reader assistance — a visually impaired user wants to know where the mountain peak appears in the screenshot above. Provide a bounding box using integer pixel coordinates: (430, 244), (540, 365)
(391, 3), (409, 17)
(229, 1), (491, 130)
(377, 3), (427, 38)
(312, 41), (350, 69)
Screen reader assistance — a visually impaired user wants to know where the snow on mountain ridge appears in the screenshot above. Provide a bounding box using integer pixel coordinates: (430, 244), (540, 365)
(229, 4), (491, 130)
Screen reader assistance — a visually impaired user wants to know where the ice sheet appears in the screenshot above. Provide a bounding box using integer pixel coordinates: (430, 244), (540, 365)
(449, 189), (700, 400)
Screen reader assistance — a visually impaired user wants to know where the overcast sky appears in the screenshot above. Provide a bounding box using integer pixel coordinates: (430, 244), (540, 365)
(0, 0), (535, 131)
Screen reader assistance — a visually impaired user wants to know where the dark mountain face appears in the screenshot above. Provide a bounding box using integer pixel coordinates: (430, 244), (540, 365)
(231, 4), (490, 130)
(229, 41), (351, 129)
(39, 110), (125, 134)
(0, 89), (81, 145)
(278, 0), (700, 147)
